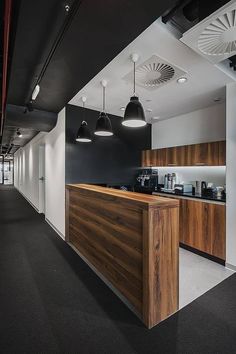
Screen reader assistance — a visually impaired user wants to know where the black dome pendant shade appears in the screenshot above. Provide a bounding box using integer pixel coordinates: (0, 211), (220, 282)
(76, 121), (92, 142)
(122, 54), (146, 128)
(76, 97), (92, 143)
(122, 96), (146, 127)
(94, 111), (113, 136)
(94, 80), (113, 137)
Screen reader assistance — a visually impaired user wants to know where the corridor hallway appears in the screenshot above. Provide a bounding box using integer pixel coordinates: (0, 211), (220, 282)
(1, 186), (236, 354)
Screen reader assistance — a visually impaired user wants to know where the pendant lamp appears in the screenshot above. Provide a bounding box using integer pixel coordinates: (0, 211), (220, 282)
(94, 80), (113, 136)
(76, 97), (92, 143)
(122, 54), (146, 128)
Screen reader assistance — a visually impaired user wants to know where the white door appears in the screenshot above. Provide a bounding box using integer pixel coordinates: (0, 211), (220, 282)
(39, 145), (45, 214)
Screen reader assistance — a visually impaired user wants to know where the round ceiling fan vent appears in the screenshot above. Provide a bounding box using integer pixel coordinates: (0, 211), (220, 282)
(136, 62), (175, 87)
(123, 55), (187, 90)
(198, 10), (236, 55)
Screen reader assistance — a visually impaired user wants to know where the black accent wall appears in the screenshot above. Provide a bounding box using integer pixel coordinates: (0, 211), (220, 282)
(66, 104), (151, 185)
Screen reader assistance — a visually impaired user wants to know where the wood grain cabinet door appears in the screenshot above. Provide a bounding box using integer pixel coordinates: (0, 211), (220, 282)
(142, 150), (152, 167)
(157, 148), (167, 166)
(191, 143), (209, 166)
(180, 199), (226, 260)
(166, 147), (178, 166)
(218, 141), (226, 165)
(208, 142), (219, 166)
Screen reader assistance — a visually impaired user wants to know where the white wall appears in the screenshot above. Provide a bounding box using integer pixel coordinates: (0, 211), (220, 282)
(45, 109), (65, 237)
(226, 83), (236, 269)
(152, 103), (226, 149)
(14, 108), (65, 238)
(14, 132), (46, 210)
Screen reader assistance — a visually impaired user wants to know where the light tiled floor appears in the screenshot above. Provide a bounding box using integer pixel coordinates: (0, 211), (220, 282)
(179, 248), (234, 309)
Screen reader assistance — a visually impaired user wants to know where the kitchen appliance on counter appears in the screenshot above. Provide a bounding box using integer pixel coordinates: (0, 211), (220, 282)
(195, 181), (207, 195)
(163, 173), (176, 191)
(174, 184), (193, 194)
(135, 168), (159, 193)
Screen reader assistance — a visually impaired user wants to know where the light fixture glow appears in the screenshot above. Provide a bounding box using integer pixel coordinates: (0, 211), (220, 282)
(94, 80), (113, 137)
(76, 137), (91, 143)
(177, 77), (188, 84)
(122, 54), (146, 128)
(94, 131), (113, 136)
(122, 119), (147, 127)
(32, 84), (40, 100)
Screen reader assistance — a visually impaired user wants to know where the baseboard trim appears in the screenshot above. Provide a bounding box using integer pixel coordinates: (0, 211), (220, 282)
(225, 263), (236, 272)
(45, 218), (65, 240)
(180, 243), (225, 266)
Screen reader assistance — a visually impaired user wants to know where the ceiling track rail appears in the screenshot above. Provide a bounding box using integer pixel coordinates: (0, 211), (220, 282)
(27, 0), (82, 105)
(0, 0), (12, 147)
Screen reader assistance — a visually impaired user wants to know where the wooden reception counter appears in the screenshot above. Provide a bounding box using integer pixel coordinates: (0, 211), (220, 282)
(65, 184), (179, 328)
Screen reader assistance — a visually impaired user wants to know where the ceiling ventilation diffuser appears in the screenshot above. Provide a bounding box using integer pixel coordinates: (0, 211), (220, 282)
(181, 0), (236, 64)
(123, 55), (187, 90)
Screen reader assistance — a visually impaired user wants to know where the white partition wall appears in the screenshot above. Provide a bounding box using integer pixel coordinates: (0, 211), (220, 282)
(45, 108), (65, 238)
(14, 108), (65, 238)
(14, 132), (46, 210)
(152, 103), (226, 149)
(226, 83), (236, 269)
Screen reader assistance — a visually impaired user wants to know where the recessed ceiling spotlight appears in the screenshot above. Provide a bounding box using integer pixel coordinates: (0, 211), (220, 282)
(152, 116), (160, 120)
(65, 4), (70, 12)
(17, 130), (22, 137)
(177, 77), (188, 84)
(120, 107), (125, 111)
(214, 97), (221, 102)
(146, 108), (152, 113)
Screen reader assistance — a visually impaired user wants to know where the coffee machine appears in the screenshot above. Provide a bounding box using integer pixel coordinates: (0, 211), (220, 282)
(135, 168), (159, 193)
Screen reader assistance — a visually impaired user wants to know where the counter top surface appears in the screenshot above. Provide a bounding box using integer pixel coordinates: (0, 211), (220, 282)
(153, 190), (226, 203)
(66, 183), (179, 208)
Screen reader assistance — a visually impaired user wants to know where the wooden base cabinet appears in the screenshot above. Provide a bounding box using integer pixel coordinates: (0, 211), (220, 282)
(179, 199), (225, 260)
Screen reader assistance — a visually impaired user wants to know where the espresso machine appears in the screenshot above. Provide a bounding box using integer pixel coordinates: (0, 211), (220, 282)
(135, 168), (159, 193)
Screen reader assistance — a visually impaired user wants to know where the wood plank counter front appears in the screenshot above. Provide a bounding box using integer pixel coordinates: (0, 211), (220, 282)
(65, 184), (179, 328)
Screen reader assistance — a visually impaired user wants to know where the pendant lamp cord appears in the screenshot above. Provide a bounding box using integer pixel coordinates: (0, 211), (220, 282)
(103, 86), (106, 112)
(133, 61), (136, 96)
(83, 100), (85, 122)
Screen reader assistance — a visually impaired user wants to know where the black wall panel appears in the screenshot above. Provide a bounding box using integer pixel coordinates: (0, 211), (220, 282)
(66, 104), (151, 185)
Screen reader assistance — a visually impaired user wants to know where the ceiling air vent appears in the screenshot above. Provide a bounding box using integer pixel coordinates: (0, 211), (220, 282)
(181, 0), (236, 63)
(123, 55), (187, 90)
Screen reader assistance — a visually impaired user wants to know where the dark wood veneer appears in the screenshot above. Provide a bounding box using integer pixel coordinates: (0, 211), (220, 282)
(66, 184), (179, 328)
(142, 141), (226, 167)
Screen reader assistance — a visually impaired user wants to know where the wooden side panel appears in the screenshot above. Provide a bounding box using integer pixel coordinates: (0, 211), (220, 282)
(65, 188), (70, 242)
(143, 206), (179, 328)
(180, 199), (226, 260)
(68, 188), (143, 313)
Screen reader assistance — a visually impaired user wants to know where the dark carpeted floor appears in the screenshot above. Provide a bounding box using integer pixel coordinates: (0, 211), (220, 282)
(1, 186), (236, 354)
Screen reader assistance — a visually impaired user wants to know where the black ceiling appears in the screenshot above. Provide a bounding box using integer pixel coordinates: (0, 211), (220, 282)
(3, 0), (179, 154)
(2, 0), (233, 155)
(8, 0), (178, 112)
